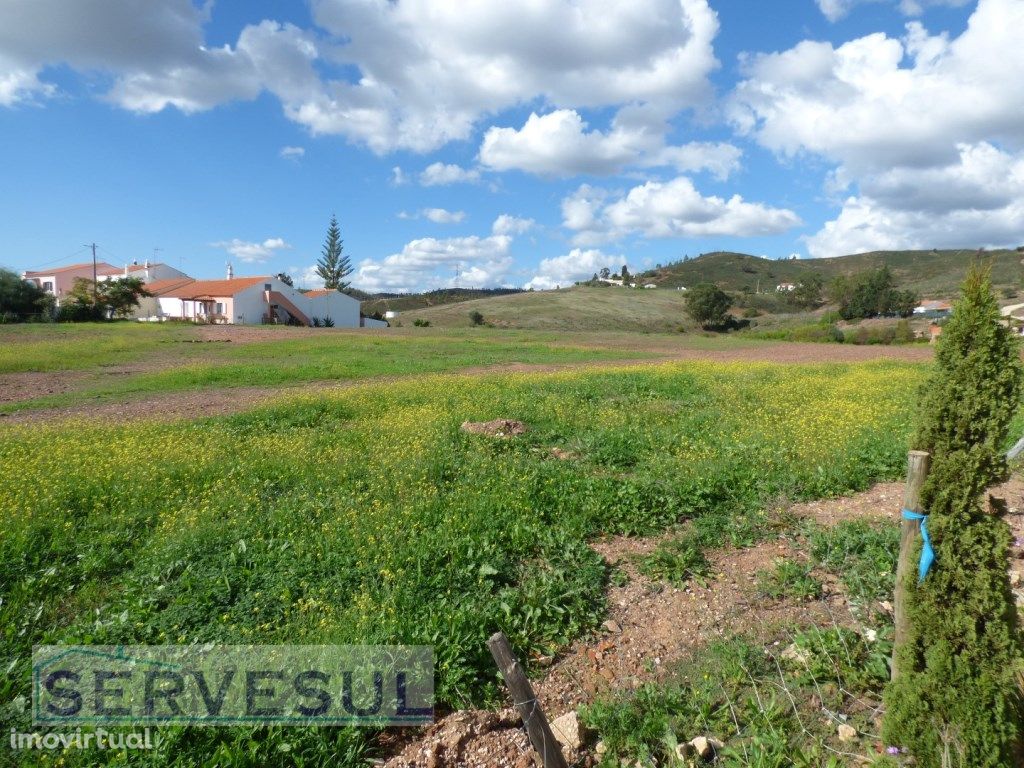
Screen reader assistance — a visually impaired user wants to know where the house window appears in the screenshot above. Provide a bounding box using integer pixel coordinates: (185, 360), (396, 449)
(264, 283), (271, 291)
(215, 302), (224, 315)
(43, 281), (53, 292)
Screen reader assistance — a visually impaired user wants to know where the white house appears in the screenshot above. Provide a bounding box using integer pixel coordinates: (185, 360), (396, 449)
(98, 261), (190, 284)
(139, 273), (362, 326)
(23, 261), (118, 304)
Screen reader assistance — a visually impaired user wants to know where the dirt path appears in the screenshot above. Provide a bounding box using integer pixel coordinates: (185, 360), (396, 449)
(381, 478), (1024, 768)
(0, 342), (933, 425)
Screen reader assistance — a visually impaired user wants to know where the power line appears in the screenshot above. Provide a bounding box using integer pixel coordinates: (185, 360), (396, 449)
(24, 247), (89, 272)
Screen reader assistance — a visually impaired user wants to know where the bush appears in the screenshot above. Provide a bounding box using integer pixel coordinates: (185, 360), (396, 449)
(469, 310), (485, 326)
(0, 268), (50, 321)
(884, 263), (1024, 766)
(685, 283), (731, 328)
(413, 318), (430, 327)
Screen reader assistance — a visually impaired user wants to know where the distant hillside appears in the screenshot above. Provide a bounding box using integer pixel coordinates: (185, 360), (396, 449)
(360, 287), (523, 315)
(399, 286), (692, 332)
(640, 248), (1024, 298)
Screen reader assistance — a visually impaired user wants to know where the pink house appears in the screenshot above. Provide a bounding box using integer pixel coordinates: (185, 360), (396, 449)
(22, 262), (117, 304)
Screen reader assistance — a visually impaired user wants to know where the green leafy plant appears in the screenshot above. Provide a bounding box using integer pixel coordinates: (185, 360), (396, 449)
(808, 520), (899, 605)
(636, 534), (711, 586)
(757, 559), (822, 600)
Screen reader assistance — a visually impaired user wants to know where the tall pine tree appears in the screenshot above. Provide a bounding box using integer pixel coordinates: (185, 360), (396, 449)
(316, 215), (353, 291)
(884, 263), (1024, 766)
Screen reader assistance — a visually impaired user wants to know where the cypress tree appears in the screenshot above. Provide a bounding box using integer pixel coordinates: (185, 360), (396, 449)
(884, 263), (1024, 766)
(316, 214), (353, 291)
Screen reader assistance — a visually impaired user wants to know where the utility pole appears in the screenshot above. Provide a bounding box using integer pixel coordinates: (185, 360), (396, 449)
(86, 242), (98, 304)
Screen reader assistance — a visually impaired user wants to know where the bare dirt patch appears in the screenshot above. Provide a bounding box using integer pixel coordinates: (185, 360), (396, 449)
(0, 371), (85, 404)
(460, 419), (528, 438)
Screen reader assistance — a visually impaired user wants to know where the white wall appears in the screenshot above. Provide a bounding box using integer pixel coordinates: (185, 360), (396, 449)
(305, 291), (361, 327)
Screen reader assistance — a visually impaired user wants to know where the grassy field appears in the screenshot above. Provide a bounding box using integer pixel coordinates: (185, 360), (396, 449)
(399, 286), (695, 332)
(1, 356), (924, 766)
(0, 323), (672, 413)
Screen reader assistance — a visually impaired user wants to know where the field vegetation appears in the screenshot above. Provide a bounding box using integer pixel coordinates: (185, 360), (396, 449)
(1, 358), (924, 766)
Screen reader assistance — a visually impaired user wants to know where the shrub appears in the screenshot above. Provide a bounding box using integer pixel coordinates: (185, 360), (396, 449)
(883, 263), (1024, 766)
(685, 283), (731, 328)
(469, 310), (485, 326)
(413, 318), (430, 327)
(321, 316), (335, 327)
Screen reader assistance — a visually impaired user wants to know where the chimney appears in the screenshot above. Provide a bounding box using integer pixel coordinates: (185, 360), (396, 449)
(144, 258), (150, 269)
(124, 263), (129, 277)
(226, 262), (234, 280)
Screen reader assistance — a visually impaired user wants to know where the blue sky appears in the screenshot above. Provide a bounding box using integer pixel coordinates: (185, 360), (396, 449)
(2, 0), (1021, 292)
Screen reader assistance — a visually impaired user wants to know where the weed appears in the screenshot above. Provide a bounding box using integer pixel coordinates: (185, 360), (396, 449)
(757, 559), (823, 600)
(636, 535), (711, 586)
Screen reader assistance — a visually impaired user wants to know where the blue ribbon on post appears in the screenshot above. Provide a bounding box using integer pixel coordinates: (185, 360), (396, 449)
(901, 509), (934, 582)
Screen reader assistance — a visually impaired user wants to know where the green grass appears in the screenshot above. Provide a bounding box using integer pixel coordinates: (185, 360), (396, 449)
(0, 359), (921, 766)
(0, 325), (659, 413)
(402, 286), (699, 332)
(0, 322), (196, 372)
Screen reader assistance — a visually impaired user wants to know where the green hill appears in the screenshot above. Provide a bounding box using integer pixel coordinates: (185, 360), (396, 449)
(360, 288), (522, 316)
(397, 286), (692, 332)
(640, 248), (1024, 298)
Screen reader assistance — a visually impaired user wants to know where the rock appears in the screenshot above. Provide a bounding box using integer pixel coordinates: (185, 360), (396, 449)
(603, 619), (622, 633)
(880, 600), (894, 613)
(689, 736), (724, 759)
(550, 711), (587, 752)
(460, 419), (527, 437)
(675, 742), (694, 760)
(837, 724), (858, 742)
(1010, 570), (1022, 587)
(781, 643), (809, 665)
(594, 740), (607, 756)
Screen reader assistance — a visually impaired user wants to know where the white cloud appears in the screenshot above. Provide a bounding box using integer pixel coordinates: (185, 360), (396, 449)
(816, 0), (971, 22)
(479, 107), (741, 179)
(805, 142), (1024, 256)
(419, 162), (481, 186)
(730, 0), (1024, 256)
(563, 177), (801, 245)
(280, 145), (305, 160)
(730, 0), (1024, 173)
(492, 215), (535, 236)
(213, 237), (292, 263)
(0, 0), (720, 153)
(353, 234), (513, 293)
(422, 208), (466, 224)
(525, 248), (623, 290)
(390, 166), (409, 186)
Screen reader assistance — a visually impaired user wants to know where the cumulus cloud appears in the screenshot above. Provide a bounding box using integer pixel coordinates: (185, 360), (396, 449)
(280, 145), (305, 160)
(730, 0), (1024, 173)
(353, 234), (513, 293)
(422, 208), (466, 224)
(213, 237), (292, 263)
(419, 162), (481, 186)
(492, 215), (535, 236)
(525, 248), (623, 290)
(728, 0), (1024, 256)
(479, 107), (741, 179)
(0, 0), (720, 154)
(816, 0), (971, 22)
(562, 177), (801, 246)
(806, 142), (1024, 256)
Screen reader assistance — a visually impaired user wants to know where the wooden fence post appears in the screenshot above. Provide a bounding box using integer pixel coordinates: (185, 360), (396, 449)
(487, 632), (568, 768)
(892, 449), (931, 681)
